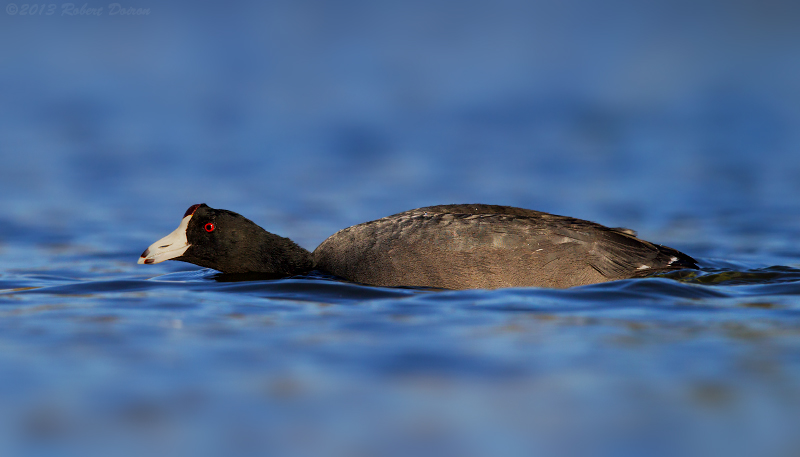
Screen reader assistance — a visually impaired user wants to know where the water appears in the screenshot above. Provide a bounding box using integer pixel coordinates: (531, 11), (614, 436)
(2, 1), (800, 456)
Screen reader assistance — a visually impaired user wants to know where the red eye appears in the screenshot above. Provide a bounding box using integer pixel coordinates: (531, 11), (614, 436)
(204, 223), (215, 232)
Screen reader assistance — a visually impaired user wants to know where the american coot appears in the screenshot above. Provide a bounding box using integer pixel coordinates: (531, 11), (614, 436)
(138, 203), (697, 289)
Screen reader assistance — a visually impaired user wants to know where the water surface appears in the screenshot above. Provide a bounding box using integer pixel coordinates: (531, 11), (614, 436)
(2, 1), (800, 456)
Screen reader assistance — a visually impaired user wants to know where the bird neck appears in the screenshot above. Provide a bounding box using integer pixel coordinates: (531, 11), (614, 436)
(257, 231), (314, 275)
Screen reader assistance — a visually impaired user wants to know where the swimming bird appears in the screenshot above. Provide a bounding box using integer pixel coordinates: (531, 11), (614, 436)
(138, 203), (697, 289)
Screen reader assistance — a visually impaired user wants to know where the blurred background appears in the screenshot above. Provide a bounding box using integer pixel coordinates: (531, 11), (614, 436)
(2, 0), (800, 456)
(2, 0), (799, 256)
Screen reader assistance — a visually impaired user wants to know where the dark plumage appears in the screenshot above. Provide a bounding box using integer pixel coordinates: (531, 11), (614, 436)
(139, 203), (697, 289)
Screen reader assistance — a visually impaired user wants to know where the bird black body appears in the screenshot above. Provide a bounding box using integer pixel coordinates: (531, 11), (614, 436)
(139, 203), (696, 289)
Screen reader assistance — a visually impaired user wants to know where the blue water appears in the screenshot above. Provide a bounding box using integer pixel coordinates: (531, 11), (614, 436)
(2, 1), (800, 456)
